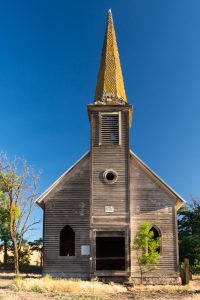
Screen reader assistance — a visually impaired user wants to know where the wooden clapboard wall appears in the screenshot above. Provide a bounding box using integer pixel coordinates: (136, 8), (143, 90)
(41, 101), (181, 280)
(89, 105), (130, 226)
(43, 154), (91, 277)
(129, 154), (179, 278)
(88, 104), (131, 276)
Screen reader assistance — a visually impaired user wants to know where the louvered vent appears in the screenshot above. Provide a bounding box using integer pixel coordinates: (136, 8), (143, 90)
(100, 113), (120, 145)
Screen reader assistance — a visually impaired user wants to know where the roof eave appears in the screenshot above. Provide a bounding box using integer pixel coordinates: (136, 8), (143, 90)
(35, 151), (90, 209)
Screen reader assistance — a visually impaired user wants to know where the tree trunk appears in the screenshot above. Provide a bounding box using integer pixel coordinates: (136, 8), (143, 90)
(13, 243), (19, 274)
(139, 264), (143, 284)
(40, 250), (43, 267)
(10, 205), (20, 274)
(11, 236), (19, 274)
(3, 239), (8, 265)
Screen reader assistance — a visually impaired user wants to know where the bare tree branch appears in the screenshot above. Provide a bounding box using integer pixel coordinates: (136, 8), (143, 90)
(0, 151), (41, 274)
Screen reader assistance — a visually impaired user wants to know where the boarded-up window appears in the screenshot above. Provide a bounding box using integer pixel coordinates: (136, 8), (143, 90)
(60, 225), (75, 256)
(99, 113), (120, 145)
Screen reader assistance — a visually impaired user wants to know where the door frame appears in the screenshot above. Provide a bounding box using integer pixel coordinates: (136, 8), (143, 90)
(91, 226), (130, 277)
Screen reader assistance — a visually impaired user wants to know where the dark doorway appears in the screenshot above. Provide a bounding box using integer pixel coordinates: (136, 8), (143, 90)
(96, 234), (126, 270)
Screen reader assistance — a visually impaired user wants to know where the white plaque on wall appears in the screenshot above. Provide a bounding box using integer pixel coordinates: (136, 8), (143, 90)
(81, 245), (90, 255)
(105, 206), (114, 213)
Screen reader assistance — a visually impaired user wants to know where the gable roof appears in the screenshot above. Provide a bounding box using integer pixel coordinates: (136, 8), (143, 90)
(36, 151), (90, 208)
(130, 150), (185, 210)
(36, 150), (185, 210)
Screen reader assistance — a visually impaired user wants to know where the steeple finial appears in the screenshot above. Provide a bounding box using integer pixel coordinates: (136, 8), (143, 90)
(94, 10), (127, 104)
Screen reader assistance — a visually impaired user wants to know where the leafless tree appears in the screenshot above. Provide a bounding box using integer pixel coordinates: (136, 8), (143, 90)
(0, 152), (41, 274)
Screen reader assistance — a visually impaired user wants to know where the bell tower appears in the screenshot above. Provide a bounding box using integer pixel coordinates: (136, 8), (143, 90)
(88, 10), (132, 277)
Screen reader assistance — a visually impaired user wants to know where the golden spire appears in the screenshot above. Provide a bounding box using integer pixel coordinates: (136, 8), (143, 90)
(94, 9), (127, 104)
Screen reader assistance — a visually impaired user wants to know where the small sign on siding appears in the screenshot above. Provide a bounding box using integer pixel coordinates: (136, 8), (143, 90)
(105, 206), (114, 213)
(81, 245), (90, 255)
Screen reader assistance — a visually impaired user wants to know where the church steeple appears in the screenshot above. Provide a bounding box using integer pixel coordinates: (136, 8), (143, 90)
(94, 9), (127, 105)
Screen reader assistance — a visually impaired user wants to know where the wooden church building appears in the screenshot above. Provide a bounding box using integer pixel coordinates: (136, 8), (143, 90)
(37, 10), (184, 284)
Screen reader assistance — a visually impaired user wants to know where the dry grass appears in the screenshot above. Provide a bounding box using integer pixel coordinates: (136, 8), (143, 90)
(132, 283), (191, 294)
(54, 296), (109, 300)
(0, 274), (198, 300)
(129, 278), (200, 300)
(12, 274), (126, 295)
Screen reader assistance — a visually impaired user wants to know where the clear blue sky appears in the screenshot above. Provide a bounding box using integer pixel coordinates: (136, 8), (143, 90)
(0, 0), (200, 239)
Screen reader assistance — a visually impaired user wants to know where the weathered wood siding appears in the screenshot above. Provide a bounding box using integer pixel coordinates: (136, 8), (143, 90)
(130, 155), (179, 278)
(89, 105), (131, 276)
(90, 106), (130, 225)
(40, 101), (181, 281)
(43, 154), (90, 277)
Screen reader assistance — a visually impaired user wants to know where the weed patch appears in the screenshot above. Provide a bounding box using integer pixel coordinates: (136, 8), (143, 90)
(12, 275), (126, 294)
(55, 296), (109, 300)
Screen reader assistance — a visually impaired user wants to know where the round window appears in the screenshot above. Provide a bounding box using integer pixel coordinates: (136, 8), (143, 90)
(103, 169), (118, 184)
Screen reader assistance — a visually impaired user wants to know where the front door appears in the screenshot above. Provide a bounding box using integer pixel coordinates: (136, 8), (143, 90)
(95, 231), (126, 271)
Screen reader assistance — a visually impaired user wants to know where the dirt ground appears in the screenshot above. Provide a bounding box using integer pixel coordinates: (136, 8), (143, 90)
(0, 274), (199, 300)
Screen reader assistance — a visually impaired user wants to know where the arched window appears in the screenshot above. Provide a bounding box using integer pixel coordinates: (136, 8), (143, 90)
(60, 225), (75, 256)
(149, 226), (161, 254)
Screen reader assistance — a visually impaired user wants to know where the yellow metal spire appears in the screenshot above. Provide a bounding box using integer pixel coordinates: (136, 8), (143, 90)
(94, 9), (127, 104)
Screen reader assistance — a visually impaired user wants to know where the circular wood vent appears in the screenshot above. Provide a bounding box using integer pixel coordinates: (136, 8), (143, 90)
(103, 169), (118, 184)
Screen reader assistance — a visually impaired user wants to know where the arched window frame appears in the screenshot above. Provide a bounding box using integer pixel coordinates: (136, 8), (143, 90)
(59, 225), (75, 257)
(149, 225), (162, 255)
